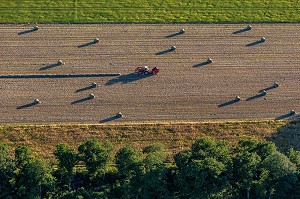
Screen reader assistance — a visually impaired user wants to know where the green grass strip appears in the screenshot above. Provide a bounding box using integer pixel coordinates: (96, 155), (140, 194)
(0, 0), (300, 23)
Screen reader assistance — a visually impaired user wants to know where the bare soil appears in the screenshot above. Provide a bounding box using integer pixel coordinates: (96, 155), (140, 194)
(0, 24), (300, 123)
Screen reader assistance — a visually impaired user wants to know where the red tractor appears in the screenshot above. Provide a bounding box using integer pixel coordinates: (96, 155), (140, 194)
(135, 66), (159, 75)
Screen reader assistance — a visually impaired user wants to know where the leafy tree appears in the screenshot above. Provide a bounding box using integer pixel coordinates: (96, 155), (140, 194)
(257, 151), (297, 199)
(114, 146), (143, 199)
(15, 157), (55, 199)
(54, 143), (78, 190)
(15, 145), (32, 169)
(141, 144), (173, 199)
(232, 151), (261, 199)
(175, 138), (232, 198)
(78, 139), (113, 178)
(0, 143), (15, 198)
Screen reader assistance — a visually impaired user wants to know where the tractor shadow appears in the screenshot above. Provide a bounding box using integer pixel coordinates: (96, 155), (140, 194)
(100, 115), (121, 123)
(245, 93), (266, 101)
(232, 27), (251, 35)
(268, 121), (300, 151)
(218, 99), (240, 107)
(17, 102), (38, 109)
(155, 49), (174, 55)
(77, 41), (97, 48)
(193, 61), (211, 67)
(75, 85), (95, 93)
(165, 32), (182, 38)
(39, 63), (60, 71)
(246, 40), (265, 47)
(71, 96), (93, 104)
(105, 73), (150, 85)
(18, 28), (37, 35)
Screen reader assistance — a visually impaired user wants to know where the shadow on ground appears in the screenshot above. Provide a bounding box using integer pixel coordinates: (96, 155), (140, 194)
(232, 27), (251, 35)
(246, 39), (265, 47)
(193, 61), (212, 67)
(40, 63), (60, 71)
(218, 99), (240, 107)
(18, 28), (37, 35)
(71, 96), (93, 104)
(17, 102), (38, 109)
(269, 120), (300, 151)
(165, 32), (182, 38)
(77, 41), (97, 48)
(246, 93), (266, 101)
(105, 73), (150, 85)
(155, 49), (174, 55)
(100, 115), (121, 123)
(258, 85), (278, 92)
(75, 85), (95, 93)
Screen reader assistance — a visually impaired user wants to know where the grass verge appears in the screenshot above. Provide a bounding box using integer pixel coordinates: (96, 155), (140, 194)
(1, 120), (299, 163)
(0, 0), (299, 23)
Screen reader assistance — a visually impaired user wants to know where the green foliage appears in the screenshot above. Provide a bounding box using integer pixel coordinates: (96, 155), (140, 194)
(175, 137), (232, 198)
(78, 139), (113, 178)
(0, 137), (299, 198)
(0, 143), (15, 198)
(15, 158), (55, 199)
(0, 0), (300, 23)
(54, 144), (78, 190)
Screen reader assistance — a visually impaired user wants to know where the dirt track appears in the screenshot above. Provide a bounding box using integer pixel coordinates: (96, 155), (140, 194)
(0, 24), (300, 123)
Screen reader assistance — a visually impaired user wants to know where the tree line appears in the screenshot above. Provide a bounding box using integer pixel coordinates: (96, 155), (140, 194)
(1, 137), (300, 199)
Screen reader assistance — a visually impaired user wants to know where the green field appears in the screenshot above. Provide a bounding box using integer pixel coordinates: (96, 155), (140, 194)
(0, 0), (300, 23)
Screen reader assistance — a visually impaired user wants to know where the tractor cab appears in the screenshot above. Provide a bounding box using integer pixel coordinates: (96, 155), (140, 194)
(135, 66), (159, 75)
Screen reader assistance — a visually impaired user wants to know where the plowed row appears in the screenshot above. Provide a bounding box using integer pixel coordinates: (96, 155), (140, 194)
(0, 24), (299, 123)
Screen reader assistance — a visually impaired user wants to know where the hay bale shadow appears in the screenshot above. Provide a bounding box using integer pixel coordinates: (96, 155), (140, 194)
(218, 99), (240, 107)
(77, 41), (97, 48)
(246, 93), (266, 101)
(100, 115), (121, 123)
(39, 63), (60, 71)
(75, 85), (94, 93)
(105, 73), (150, 85)
(71, 96), (93, 104)
(155, 49), (174, 55)
(275, 113), (295, 120)
(193, 61), (211, 67)
(232, 26), (251, 35)
(246, 39), (265, 47)
(18, 28), (37, 35)
(258, 85), (278, 93)
(17, 102), (38, 109)
(165, 32), (182, 38)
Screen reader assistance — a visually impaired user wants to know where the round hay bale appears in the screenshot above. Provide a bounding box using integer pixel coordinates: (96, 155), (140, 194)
(94, 38), (100, 43)
(261, 90), (267, 95)
(91, 82), (97, 88)
(171, 46), (176, 51)
(290, 110), (296, 115)
(273, 82), (279, 88)
(116, 112), (123, 118)
(57, 60), (64, 65)
(207, 57), (213, 63)
(33, 26), (39, 31)
(260, 37), (266, 42)
(89, 93), (95, 99)
(34, 99), (40, 104)
(180, 28), (185, 34)
(235, 96), (241, 101)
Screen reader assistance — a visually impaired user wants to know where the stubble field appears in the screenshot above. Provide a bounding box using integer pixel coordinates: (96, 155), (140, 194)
(0, 23), (300, 124)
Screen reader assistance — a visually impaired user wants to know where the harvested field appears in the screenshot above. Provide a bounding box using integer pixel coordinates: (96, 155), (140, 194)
(0, 24), (300, 123)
